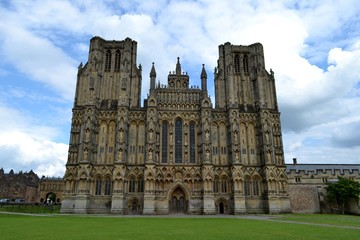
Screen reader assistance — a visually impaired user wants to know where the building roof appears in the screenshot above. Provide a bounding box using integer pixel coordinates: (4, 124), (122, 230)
(286, 164), (360, 175)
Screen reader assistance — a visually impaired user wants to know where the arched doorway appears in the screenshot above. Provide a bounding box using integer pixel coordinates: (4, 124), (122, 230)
(170, 187), (187, 214)
(128, 198), (142, 215)
(45, 192), (56, 204)
(219, 202), (224, 214)
(216, 199), (228, 214)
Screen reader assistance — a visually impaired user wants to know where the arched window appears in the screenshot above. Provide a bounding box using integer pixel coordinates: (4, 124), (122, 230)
(253, 180), (260, 196)
(161, 121), (168, 163)
(244, 177), (251, 196)
(213, 178), (219, 193)
(234, 54), (240, 73)
(95, 178), (102, 195)
(243, 54), (249, 74)
(189, 122), (196, 163)
(220, 177), (227, 193)
(129, 177), (135, 193)
(114, 50), (121, 71)
(105, 50), (111, 71)
(137, 177), (144, 192)
(104, 178), (111, 195)
(175, 118), (182, 163)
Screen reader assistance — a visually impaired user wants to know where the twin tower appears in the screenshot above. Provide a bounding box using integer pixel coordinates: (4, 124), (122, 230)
(61, 36), (290, 214)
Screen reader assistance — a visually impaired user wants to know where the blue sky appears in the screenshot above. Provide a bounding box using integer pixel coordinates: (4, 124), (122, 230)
(0, 0), (359, 177)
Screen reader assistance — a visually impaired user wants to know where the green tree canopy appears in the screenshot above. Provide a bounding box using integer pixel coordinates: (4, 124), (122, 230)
(326, 177), (360, 214)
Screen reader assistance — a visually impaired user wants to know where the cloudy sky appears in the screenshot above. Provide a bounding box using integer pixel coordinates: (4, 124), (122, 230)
(0, 0), (359, 177)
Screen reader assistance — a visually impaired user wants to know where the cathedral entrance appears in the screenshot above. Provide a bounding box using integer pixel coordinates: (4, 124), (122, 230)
(216, 199), (228, 214)
(219, 202), (224, 214)
(127, 198), (142, 215)
(170, 187), (187, 214)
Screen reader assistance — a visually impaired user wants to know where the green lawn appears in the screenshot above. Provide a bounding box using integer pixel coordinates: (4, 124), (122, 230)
(0, 204), (61, 214)
(0, 214), (359, 240)
(277, 214), (360, 227)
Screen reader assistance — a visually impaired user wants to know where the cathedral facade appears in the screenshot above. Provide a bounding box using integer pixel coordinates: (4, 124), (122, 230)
(61, 36), (291, 214)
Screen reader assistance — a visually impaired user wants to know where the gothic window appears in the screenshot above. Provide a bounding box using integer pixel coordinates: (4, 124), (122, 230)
(137, 177), (144, 192)
(161, 121), (168, 163)
(253, 180), (259, 196)
(114, 50), (121, 71)
(95, 178), (102, 195)
(105, 50), (112, 72)
(250, 148), (255, 155)
(104, 178), (111, 195)
(244, 178), (251, 196)
(175, 118), (183, 163)
(213, 178), (219, 193)
(98, 122), (107, 163)
(189, 122), (196, 163)
(234, 54), (240, 73)
(220, 177), (227, 193)
(243, 54), (249, 74)
(129, 177), (135, 193)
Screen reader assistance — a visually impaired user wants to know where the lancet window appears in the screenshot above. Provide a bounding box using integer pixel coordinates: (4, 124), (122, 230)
(189, 122), (196, 163)
(105, 50), (111, 71)
(114, 50), (121, 71)
(213, 178), (219, 193)
(104, 178), (111, 195)
(243, 54), (249, 74)
(234, 54), (240, 73)
(137, 178), (144, 192)
(161, 121), (168, 163)
(95, 178), (102, 195)
(129, 177), (135, 193)
(175, 118), (183, 163)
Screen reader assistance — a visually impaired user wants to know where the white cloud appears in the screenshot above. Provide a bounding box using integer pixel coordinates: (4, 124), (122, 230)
(0, 103), (68, 177)
(0, 16), (78, 99)
(0, 132), (68, 177)
(1, 0), (360, 176)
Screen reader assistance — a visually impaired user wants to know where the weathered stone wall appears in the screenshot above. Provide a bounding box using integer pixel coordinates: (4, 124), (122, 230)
(38, 177), (64, 203)
(347, 199), (360, 215)
(0, 169), (39, 202)
(287, 185), (320, 213)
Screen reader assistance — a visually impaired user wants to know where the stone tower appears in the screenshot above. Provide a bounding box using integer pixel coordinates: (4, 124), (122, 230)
(214, 42), (289, 213)
(61, 37), (290, 214)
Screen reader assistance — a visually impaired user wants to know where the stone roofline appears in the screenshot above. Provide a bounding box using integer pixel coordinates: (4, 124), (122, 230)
(286, 163), (360, 175)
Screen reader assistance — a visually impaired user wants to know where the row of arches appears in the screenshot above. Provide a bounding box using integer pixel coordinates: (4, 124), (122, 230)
(126, 186), (231, 215)
(90, 177), (264, 197)
(68, 116), (281, 167)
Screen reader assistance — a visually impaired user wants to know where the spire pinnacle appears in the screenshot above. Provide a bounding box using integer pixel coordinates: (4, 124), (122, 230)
(201, 64), (207, 78)
(150, 62), (156, 78)
(176, 57), (181, 75)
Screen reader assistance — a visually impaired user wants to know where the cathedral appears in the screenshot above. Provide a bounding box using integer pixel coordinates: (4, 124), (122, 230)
(60, 36), (291, 214)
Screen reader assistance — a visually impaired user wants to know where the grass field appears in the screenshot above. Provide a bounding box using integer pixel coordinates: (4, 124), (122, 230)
(0, 213), (359, 240)
(0, 204), (61, 214)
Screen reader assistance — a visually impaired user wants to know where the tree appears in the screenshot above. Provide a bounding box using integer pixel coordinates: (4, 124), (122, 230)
(326, 177), (360, 214)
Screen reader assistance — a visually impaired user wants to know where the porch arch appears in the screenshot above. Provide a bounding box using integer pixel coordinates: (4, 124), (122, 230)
(215, 198), (229, 214)
(166, 182), (191, 214)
